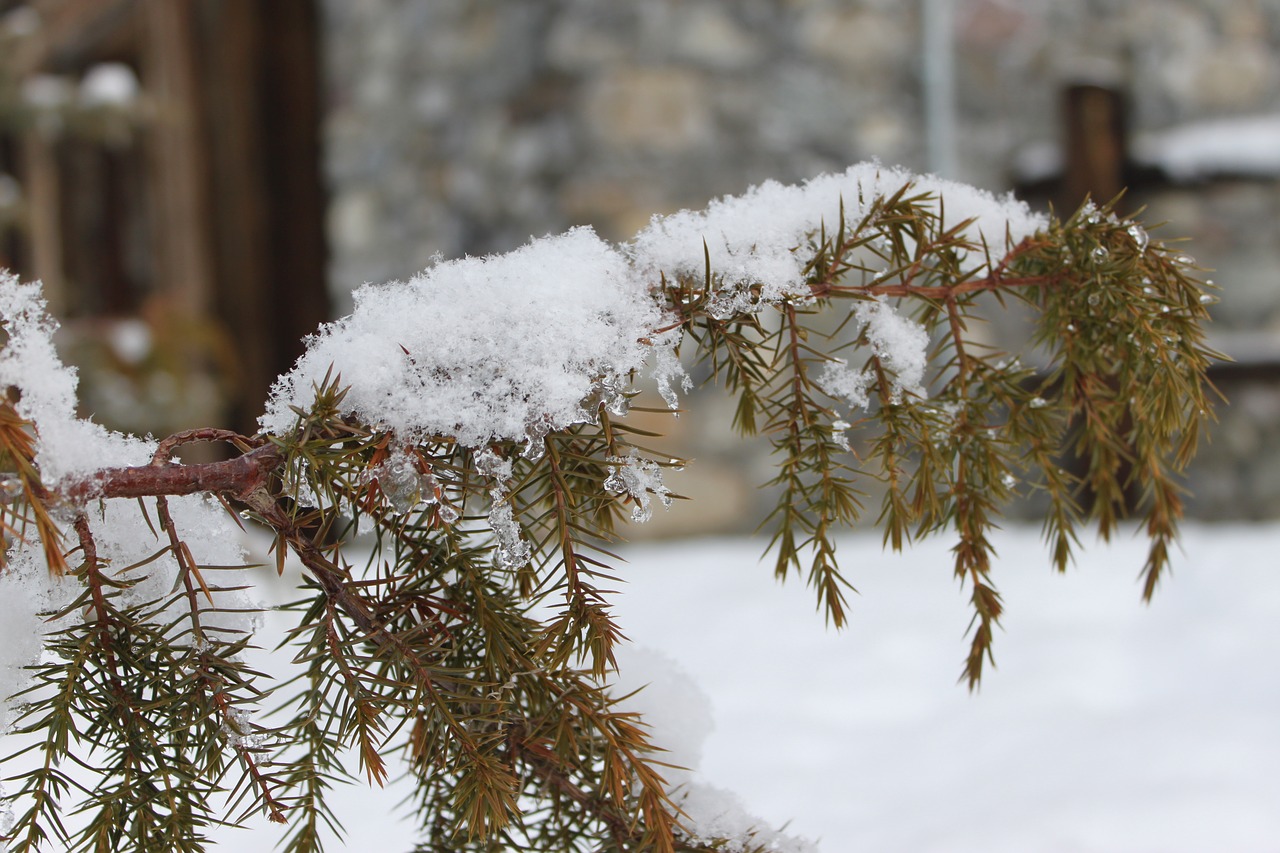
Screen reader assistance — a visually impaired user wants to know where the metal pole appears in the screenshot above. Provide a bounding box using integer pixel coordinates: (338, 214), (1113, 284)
(922, 0), (957, 178)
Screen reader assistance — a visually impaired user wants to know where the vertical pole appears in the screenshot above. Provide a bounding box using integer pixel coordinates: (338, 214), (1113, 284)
(1062, 84), (1127, 211)
(142, 0), (216, 320)
(922, 0), (957, 178)
(20, 134), (66, 315)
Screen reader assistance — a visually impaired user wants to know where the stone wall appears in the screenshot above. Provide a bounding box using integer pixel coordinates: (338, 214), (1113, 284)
(319, 0), (1280, 527)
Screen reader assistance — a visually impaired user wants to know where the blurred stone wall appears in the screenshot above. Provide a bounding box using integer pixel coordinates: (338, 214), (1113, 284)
(319, 0), (1280, 528)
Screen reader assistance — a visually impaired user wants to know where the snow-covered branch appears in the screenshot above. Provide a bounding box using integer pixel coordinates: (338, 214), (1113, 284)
(0, 165), (1220, 852)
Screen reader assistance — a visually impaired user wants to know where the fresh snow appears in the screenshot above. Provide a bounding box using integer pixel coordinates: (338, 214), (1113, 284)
(815, 297), (931, 410)
(262, 164), (1045, 455)
(259, 227), (675, 451)
(630, 162), (1047, 313)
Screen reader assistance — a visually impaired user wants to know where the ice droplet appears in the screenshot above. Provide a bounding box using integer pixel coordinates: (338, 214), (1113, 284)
(1175, 254), (1196, 266)
(1142, 286), (1155, 295)
(603, 471), (627, 494)
(377, 453), (437, 513)
(1029, 396), (1049, 409)
(0, 476), (22, 500)
(1066, 323), (1076, 332)
(832, 419), (851, 431)
(437, 503), (460, 525)
(1087, 293), (1101, 306)
(605, 393), (630, 417)
(522, 420), (551, 461)
(1001, 473), (1018, 490)
(1091, 246), (1109, 262)
(1126, 224), (1149, 253)
(1199, 294), (1218, 305)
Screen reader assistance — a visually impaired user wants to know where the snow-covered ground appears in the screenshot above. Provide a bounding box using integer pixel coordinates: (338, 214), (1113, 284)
(218, 522), (1279, 852)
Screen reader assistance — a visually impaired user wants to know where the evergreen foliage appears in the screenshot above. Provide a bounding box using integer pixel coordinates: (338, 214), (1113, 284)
(0, 175), (1219, 851)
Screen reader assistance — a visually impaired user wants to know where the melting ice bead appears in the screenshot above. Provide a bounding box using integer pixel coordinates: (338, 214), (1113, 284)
(1126, 224), (1149, 253)
(378, 454), (437, 513)
(0, 476), (22, 500)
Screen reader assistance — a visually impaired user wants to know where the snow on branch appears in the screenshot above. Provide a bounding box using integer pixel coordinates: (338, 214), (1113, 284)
(261, 164), (1043, 455)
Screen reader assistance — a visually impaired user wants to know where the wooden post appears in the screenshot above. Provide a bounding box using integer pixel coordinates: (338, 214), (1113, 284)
(142, 0), (216, 320)
(19, 134), (67, 315)
(1061, 84), (1127, 211)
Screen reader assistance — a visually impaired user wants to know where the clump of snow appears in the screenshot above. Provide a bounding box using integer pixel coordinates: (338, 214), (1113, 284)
(852, 298), (929, 402)
(817, 359), (871, 411)
(261, 228), (674, 451)
(611, 646), (817, 853)
(630, 162), (1047, 312)
(816, 297), (930, 408)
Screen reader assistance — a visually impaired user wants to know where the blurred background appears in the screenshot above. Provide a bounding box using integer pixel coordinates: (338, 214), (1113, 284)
(1, 0), (1279, 527)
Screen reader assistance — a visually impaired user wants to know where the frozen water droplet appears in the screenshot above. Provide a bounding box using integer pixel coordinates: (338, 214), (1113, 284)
(1160, 305), (1170, 313)
(1199, 294), (1218, 305)
(832, 419), (851, 431)
(1001, 473), (1017, 490)
(1142, 286), (1155, 295)
(1066, 323), (1076, 332)
(1176, 254), (1195, 266)
(606, 394), (630, 417)
(1029, 396), (1049, 409)
(1087, 293), (1101, 306)
(378, 454), (437, 513)
(522, 421), (551, 460)
(438, 504), (460, 525)
(1, 476), (24, 500)
(1126, 224), (1149, 253)
(668, 458), (685, 472)
(1091, 246), (1109, 262)
(603, 471), (627, 494)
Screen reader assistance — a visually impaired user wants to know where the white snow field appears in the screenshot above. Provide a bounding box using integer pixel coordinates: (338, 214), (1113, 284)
(216, 522), (1279, 852)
